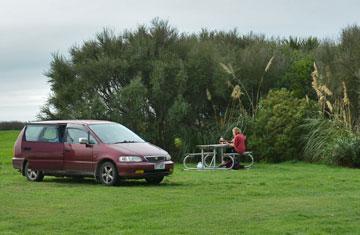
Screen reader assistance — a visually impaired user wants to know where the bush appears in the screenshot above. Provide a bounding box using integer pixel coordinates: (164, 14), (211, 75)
(303, 117), (360, 167)
(302, 118), (347, 162)
(250, 89), (316, 162)
(332, 135), (360, 167)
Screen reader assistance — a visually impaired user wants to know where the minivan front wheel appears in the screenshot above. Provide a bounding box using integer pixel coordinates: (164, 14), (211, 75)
(99, 162), (119, 186)
(24, 162), (44, 182)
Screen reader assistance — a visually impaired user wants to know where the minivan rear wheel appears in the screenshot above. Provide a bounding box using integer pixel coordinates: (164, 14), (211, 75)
(145, 176), (164, 185)
(24, 161), (44, 182)
(99, 162), (119, 186)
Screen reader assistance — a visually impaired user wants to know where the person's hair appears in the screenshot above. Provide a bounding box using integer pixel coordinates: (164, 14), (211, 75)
(232, 127), (241, 134)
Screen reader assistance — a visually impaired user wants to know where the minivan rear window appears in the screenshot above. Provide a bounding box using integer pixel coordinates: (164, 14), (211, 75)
(25, 125), (44, 141)
(25, 125), (60, 143)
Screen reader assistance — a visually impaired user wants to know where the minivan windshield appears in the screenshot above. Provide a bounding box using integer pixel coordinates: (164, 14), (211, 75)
(89, 123), (145, 144)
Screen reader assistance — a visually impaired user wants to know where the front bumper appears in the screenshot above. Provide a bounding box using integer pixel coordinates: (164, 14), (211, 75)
(116, 161), (174, 178)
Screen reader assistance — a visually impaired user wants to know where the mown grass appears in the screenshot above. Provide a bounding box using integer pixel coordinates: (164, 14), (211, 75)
(1, 130), (360, 234)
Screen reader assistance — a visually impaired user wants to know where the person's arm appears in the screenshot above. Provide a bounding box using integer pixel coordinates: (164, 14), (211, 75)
(227, 138), (234, 147)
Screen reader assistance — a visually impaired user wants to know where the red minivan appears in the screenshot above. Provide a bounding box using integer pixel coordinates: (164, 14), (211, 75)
(12, 120), (174, 186)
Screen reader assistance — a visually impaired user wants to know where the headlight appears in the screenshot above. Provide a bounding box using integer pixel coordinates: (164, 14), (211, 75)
(165, 154), (171, 161)
(119, 156), (143, 162)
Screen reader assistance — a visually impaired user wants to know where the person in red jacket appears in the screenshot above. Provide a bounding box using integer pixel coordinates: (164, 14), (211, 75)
(228, 127), (246, 154)
(219, 127), (246, 168)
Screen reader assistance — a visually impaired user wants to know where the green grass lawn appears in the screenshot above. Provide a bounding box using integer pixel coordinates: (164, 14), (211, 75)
(1, 130), (360, 234)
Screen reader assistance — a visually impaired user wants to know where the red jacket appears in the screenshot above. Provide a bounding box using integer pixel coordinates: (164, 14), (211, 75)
(233, 133), (246, 154)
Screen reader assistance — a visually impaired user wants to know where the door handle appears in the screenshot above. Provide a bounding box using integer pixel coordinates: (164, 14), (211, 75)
(23, 147), (32, 151)
(64, 149), (71, 152)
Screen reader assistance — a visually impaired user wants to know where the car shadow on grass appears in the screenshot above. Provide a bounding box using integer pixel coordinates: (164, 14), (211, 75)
(43, 177), (98, 186)
(43, 177), (183, 188)
(118, 180), (183, 188)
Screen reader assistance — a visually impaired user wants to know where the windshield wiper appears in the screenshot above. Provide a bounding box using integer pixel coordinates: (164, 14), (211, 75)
(113, 140), (138, 144)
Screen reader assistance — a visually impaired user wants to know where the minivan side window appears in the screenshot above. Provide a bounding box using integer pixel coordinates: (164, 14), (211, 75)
(40, 126), (60, 143)
(65, 126), (97, 144)
(66, 128), (88, 144)
(25, 125), (60, 143)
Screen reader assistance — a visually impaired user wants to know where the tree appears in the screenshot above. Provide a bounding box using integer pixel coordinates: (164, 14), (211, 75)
(250, 89), (316, 162)
(42, 19), (346, 160)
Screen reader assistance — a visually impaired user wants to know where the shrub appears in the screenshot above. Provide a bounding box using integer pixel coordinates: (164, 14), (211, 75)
(332, 135), (360, 167)
(250, 89), (316, 162)
(302, 118), (348, 162)
(302, 117), (360, 167)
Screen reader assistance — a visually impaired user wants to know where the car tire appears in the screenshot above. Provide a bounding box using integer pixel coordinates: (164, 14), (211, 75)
(24, 161), (44, 182)
(145, 176), (164, 185)
(99, 162), (119, 186)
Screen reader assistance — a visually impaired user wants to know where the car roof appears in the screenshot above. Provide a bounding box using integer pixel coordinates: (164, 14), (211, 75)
(27, 120), (114, 125)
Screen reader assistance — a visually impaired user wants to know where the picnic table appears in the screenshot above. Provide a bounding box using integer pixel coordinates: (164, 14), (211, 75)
(183, 143), (254, 170)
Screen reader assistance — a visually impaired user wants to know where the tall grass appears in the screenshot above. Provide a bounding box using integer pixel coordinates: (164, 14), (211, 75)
(302, 117), (352, 163)
(219, 55), (274, 117)
(302, 63), (358, 166)
(311, 63), (352, 128)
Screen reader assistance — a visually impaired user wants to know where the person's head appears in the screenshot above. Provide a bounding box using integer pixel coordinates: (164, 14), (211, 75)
(232, 127), (241, 137)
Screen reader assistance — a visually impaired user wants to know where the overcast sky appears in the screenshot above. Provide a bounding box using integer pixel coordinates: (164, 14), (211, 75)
(1, 0), (360, 121)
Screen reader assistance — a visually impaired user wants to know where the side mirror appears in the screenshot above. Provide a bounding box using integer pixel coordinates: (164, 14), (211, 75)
(79, 137), (89, 144)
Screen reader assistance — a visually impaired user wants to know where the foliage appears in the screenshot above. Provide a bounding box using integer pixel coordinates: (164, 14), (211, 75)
(332, 135), (360, 167)
(301, 62), (360, 168)
(311, 62), (352, 128)
(250, 89), (316, 162)
(39, 20), (360, 164)
(39, 19), (298, 160)
(302, 117), (360, 167)
(315, 25), (360, 126)
(302, 117), (350, 163)
(0, 121), (24, 130)
(278, 54), (315, 98)
(282, 36), (319, 51)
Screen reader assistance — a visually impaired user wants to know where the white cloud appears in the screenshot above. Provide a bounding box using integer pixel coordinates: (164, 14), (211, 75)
(0, 89), (48, 107)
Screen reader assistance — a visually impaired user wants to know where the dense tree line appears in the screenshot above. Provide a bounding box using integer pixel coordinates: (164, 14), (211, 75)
(40, 19), (360, 163)
(0, 121), (24, 130)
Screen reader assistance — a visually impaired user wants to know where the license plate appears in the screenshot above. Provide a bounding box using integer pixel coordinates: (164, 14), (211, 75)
(154, 162), (165, 170)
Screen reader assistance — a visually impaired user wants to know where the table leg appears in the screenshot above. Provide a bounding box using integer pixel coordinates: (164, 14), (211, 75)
(201, 148), (204, 169)
(213, 148), (216, 168)
(221, 147), (224, 164)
